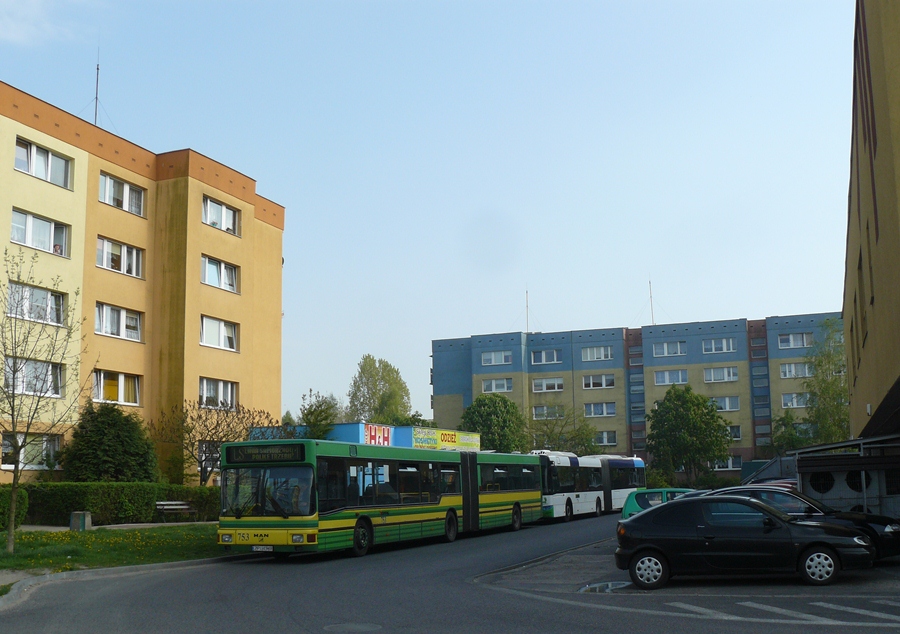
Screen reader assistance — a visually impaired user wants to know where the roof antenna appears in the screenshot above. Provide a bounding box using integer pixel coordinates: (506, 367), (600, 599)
(94, 50), (100, 126)
(649, 278), (655, 325)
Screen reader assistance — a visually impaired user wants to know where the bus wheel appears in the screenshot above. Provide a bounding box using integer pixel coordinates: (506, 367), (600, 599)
(564, 500), (574, 522)
(595, 498), (602, 517)
(511, 504), (522, 532)
(443, 511), (458, 543)
(352, 520), (372, 557)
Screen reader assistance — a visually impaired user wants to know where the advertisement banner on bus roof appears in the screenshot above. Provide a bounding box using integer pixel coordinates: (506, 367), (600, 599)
(413, 427), (480, 451)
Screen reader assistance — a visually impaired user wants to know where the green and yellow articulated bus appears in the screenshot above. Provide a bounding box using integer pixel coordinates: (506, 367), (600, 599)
(217, 439), (542, 557)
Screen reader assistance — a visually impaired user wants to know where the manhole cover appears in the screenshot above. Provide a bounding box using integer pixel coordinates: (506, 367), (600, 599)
(323, 625), (382, 632)
(579, 581), (631, 593)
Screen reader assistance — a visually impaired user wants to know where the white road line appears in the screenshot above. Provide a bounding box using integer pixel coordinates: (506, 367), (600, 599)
(873, 601), (900, 609)
(738, 601), (843, 624)
(666, 602), (739, 619)
(811, 602), (900, 622)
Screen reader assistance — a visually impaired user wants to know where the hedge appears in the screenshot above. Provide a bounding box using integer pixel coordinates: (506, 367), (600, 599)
(0, 485), (29, 531)
(22, 483), (221, 526)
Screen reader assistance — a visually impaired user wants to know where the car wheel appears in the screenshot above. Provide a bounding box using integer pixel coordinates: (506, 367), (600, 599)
(595, 498), (602, 517)
(800, 546), (840, 585)
(565, 500), (574, 522)
(443, 511), (458, 543)
(351, 520), (372, 557)
(629, 552), (670, 590)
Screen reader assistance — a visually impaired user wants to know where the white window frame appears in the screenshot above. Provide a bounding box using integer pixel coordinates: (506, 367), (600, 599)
(481, 350), (512, 366)
(702, 337), (736, 354)
(15, 138), (71, 188)
(585, 402), (616, 417)
(652, 341), (686, 357)
(200, 377), (237, 409)
(595, 430), (617, 446)
(704, 366), (738, 383)
(532, 405), (564, 420)
(92, 370), (140, 406)
(482, 378), (513, 393)
(95, 302), (142, 342)
(532, 349), (561, 365)
(582, 345), (613, 362)
(712, 396), (740, 412)
(8, 283), (63, 325)
(202, 196), (240, 235)
(780, 362), (814, 379)
(4, 358), (62, 397)
(583, 374), (615, 389)
(728, 425), (742, 440)
(713, 455), (743, 471)
(11, 209), (68, 256)
(778, 332), (813, 349)
(532, 377), (563, 392)
(201, 255), (239, 293)
(654, 369), (688, 385)
(201, 316), (238, 351)
(782, 392), (809, 409)
(96, 237), (143, 278)
(1, 433), (61, 471)
(99, 173), (144, 216)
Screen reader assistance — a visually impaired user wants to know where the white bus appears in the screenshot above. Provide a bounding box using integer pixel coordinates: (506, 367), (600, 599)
(533, 451), (646, 520)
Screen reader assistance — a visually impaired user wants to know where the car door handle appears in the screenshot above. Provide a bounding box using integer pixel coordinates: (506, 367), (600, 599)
(703, 535), (716, 540)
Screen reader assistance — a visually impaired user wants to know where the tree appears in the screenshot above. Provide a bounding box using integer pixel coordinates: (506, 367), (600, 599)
(148, 401), (277, 485)
(460, 394), (530, 453)
(281, 410), (297, 426)
(346, 355), (411, 423)
(802, 318), (849, 445)
(530, 405), (600, 456)
(58, 403), (157, 482)
(0, 250), (85, 554)
(771, 410), (816, 456)
(298, 390), (340, 439)
(645, 385), (731, 486)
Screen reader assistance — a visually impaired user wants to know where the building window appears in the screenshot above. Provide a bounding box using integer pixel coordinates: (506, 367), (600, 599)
(11, 210), (68, 256)
(631, 413), (646, 423)
(753, 395), (770, 405)
(15, 138), (70, 188)
(583, 374), (614, 389)
(728, 425), (742, 440)
(1, 433), (60, 470)
(629, 356), (643, 366)
(532, 377), (563, 392)
(629, 345), (643, 355)
(752, 378), (769, 388)
(654, 369), (688, 385)
(202, 196), (240, 235)
(704, 366), (738, 383)
(631, 429), (646, 439)
(778, 332), (813, 349)
(582, 346), (612, 362)
(782, 393), (809, 409)
(595, 430), (617, 445)
(780, 363), (814, 379)
(653, 341), (686, 357)
(8, 283), (63, 325)
(201, 316), (238, 351)
(751, 366), (768, 376)
(714, 455), (742, 470)
(4, 358), (61, 397)
(533, 405), (564, 420)
(630, 384), (645, 394)
(754, 407), (772, 417)
(95, 303), (142, 342)
(96, 237), (143, 278)
(200, 377), (237, 409)
(532, 349), (561, 365)
(201, 255), (238, 293)
(712, 396), (740, 412)
(585, 402), (616, 417)
(750, 349), (767, 358)
(482, 350), (512, 366)
(99, 173), (144, 216)
(702, 337), (735, 354)
(93, 370), (140, 405)
(482, 378), (512, 393)
(751, 337), (766, 347)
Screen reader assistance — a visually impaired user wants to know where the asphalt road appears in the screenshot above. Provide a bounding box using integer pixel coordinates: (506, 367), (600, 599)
(3, 513), (900, 633)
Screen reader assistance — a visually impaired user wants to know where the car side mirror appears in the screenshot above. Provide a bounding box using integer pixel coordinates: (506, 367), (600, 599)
(763, 516), (778, 528)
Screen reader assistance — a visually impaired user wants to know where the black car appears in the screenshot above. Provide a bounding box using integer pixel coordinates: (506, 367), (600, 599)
(702, 486), (900, 560)
(614, 495), (875, 590)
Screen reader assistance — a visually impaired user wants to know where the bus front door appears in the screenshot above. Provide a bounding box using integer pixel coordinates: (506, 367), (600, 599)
(460, 452), (479, 533)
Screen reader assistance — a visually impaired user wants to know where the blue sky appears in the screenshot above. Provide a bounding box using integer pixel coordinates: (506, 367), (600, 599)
(0, 1), (856, 418)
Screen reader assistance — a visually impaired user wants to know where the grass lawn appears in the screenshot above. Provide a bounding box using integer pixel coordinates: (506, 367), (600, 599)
(0, 524), (222, 576)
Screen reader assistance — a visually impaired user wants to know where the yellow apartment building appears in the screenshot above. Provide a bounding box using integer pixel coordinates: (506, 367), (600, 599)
(0, 81), (284, 482)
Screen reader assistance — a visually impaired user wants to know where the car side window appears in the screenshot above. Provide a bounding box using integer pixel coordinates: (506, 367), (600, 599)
(758, 491), (810, 514)
(702, 501), (766, 527)
(636, 492), (663, 509)
(652, 502), (700, 527)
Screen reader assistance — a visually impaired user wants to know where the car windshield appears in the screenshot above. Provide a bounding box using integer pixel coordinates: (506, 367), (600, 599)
(221, 465), (315, 518)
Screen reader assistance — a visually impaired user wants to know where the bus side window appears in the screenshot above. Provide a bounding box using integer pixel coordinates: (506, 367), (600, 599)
(439, 464), (460, 494)
(421, 463), (438, 502)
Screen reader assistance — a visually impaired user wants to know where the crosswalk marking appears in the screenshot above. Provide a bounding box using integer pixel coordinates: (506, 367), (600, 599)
(873, 601), (900, 609)
(737, 601), (843, 624)
(811, 602), (900, 622)
(666, 602), (738, 619)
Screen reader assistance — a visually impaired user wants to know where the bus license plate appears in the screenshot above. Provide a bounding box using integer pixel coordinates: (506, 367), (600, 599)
(252, 546), (274, 552)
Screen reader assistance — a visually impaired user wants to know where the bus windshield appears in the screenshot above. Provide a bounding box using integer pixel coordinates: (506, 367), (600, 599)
(221, 465), (315, 518)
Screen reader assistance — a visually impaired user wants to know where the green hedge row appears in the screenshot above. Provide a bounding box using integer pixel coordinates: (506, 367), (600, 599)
(22, 483), (220, 526)
(0, 486), (29, 530)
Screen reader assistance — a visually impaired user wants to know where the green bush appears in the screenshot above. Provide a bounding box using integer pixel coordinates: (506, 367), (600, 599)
(22, 482), (221, 525)
(0, 486), (28, 530)
(694, 472), (742, 490)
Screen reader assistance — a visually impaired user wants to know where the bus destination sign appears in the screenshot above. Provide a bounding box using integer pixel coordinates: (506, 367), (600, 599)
(226, 444), (305, 464)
